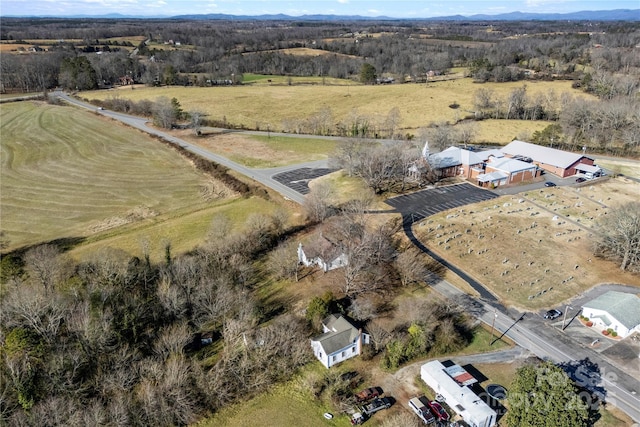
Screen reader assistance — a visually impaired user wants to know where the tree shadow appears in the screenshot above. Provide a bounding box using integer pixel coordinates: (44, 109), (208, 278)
(557, 357), (605, 426)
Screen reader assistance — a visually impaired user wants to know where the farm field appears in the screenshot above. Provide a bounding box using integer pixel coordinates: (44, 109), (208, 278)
(0, 101), (240, 253)
(68, 196), (289, 264)
(473, 119), (551, 145)
(176, 131), (338, 167)
(593, 157), (640, 179)
(80, 78), (593, 143)
(413, 179), (640, 310)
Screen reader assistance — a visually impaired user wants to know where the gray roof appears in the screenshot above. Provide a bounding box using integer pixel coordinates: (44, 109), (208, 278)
(429, 146), (483, 169)
(583, 291), (640, 330)
(477, 149), (505, 160)
(312, 314), (359, 355)
(502, 140), (589, 169)
(477, 171), (508, 182)
(487, 157), (537, 173)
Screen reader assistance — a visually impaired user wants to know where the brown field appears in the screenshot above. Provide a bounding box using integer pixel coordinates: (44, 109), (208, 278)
(0, 43), (32, 52)
(473, 119), (552, 145)
(80, 78), (593, 143)
(0, 36), (144, 53)
(412, 178), (640, 310)
(410, 35), (496, 49)
(175, 131), (336, 167)
(251, 47), (357, 59)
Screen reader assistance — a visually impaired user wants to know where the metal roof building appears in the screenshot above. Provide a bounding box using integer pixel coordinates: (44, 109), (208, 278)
(421, 360), (497, 427)
(582, 291), (640, 338)
(502, 140), (595, 178)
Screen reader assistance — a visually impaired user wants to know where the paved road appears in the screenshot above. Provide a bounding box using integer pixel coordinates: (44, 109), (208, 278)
(429, 276), (640, 423)
(56, 92), (640, 422)
(55, 91), (329, 204)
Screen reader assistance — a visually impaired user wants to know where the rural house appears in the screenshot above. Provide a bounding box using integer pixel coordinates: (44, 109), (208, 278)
(311, 314), (370, 368)
(581, 291), (640, 338)
(297, 239), (348, 273)
(501, 140), (595, 178)
(421, 360), (497, 427)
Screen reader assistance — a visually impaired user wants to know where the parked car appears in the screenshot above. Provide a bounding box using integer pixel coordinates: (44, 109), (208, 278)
(409, 396), (436, 424)
(362, 397), (392, 416)
(428, 400), (450, 421)
(350, 412), (365, 425)
(355, 387), (382, 402)
(575, 177), (586, 183)
(544, 181), (556, 187)
(544, 309), (562, 320)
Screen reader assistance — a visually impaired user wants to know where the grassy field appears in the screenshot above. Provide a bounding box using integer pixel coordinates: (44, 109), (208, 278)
(80, 78), (593, 144)
(197, 365), (351, 427)
(177, 131), (338, 167)
(68, 196), (286, 263)
(593, 158), (640, 179)
(473, 119), (551, 145)
(0, 102), (242, 254)
(413, 179), (640, 310)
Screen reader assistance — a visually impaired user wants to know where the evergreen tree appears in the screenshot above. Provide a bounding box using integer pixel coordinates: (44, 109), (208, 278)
(359, 63), (377, 84)
(506, 361), (590, 427)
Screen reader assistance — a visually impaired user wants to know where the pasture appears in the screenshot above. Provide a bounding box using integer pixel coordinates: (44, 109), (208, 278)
(413, 179), (640, 310)
(0, 102), (244, 254)
(80, 78), (592, 144)
(176, 131), (337, 167)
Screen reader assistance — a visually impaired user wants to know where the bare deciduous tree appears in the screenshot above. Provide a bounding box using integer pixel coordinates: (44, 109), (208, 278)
(154, 322), (193, 360)
(304, 180), (335, 223)
(23, 244), (66, 294)
(395, 248), (428, 287)
(267, 240), (300, 282)
(594, 201), (640, 272)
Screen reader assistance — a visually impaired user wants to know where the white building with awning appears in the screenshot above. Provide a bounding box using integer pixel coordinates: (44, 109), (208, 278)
(574, 163), (603, 179)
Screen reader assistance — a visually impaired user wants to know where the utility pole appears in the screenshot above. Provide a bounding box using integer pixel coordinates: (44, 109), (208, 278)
(489, 308), (497, 345)
(562, 305), (573, 330)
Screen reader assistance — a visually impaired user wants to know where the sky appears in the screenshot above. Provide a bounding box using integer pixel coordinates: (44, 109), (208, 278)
(1, 0), (639, 18)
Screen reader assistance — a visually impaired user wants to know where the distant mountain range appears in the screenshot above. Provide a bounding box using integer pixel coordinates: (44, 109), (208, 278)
(5, 9), (639, 21)
(172, 9), (640, 21)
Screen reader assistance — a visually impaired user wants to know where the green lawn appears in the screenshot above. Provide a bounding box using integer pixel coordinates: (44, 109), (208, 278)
(196, 366), (352, 427)
(0, 102), (233, 253)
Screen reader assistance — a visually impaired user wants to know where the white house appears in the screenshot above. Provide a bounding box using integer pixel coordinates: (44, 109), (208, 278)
(582, 291), (640, 338)
(311, 314), (370, 368)
(297, 242), (348, 272)
(421, 360), (497, 427)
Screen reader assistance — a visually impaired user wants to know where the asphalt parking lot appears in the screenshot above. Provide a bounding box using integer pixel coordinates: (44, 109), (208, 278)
(385, 183), (500, 224)
(271, 167), (336, 195)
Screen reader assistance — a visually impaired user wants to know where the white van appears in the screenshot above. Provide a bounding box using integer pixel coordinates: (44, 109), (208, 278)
(408, 396), (436, 424)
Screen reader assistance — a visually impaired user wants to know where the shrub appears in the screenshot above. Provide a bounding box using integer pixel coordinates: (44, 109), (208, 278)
(586, 321), (593, 327)
(611, 331), (618, 337)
